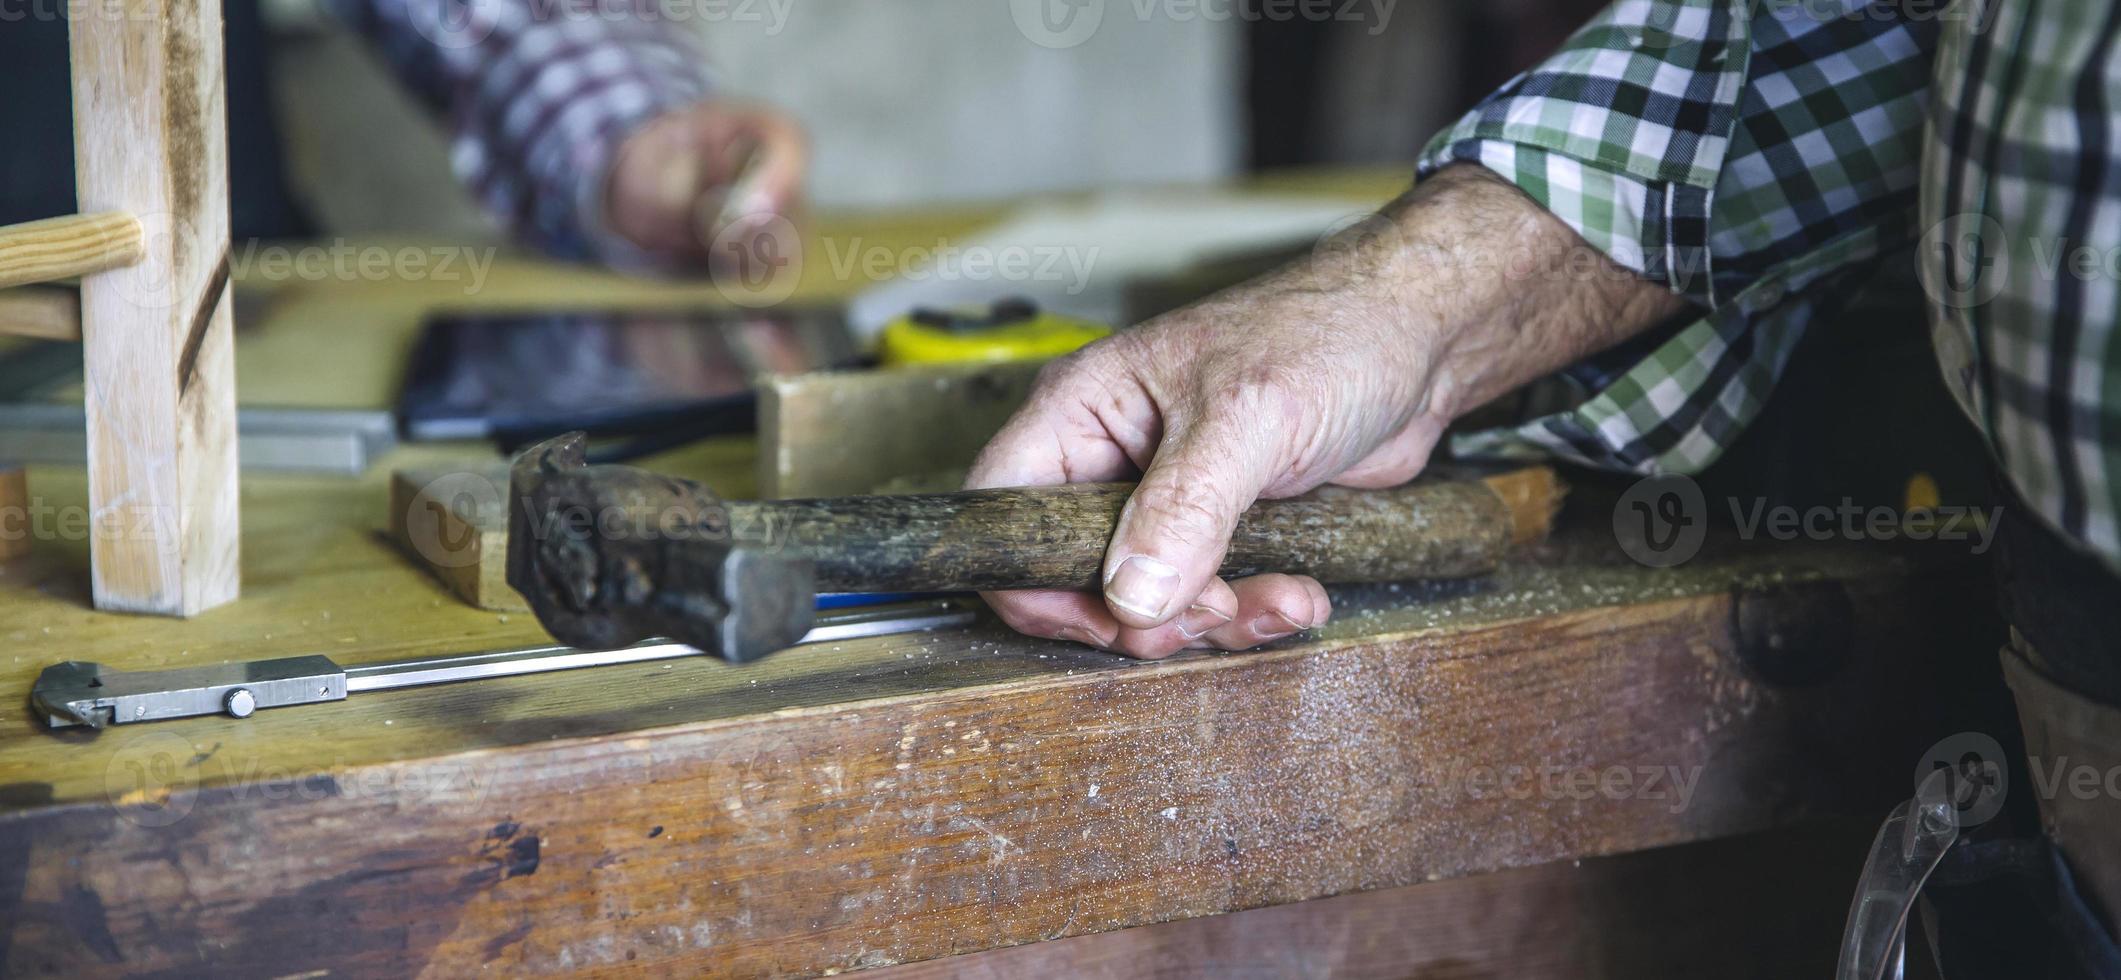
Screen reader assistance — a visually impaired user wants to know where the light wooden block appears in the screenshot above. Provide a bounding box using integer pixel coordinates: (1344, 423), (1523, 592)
(388, 465), (527, 612)
(70, 0), (241, 615)
(759, 361), (1044, 499)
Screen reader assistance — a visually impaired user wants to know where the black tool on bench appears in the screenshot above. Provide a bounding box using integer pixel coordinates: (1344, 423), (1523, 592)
(396, 308), (858, 462)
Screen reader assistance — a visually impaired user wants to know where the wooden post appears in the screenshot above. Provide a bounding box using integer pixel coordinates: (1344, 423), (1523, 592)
(68, 0), (240, 614)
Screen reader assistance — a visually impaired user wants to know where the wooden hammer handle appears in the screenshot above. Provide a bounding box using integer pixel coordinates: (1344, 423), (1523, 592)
(0, 212), (144, 293)
(723, 469), (1562, 593)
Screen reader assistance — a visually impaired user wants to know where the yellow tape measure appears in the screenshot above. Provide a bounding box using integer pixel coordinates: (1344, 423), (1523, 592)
(877, 299), (1110, 366)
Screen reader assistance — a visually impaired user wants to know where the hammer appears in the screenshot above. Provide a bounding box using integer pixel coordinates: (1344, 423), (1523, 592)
(507, 432), (1562, 663)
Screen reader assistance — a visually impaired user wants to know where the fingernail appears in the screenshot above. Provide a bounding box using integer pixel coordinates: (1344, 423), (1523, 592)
(1177, 603), (1234, 640)
(731, 187), (778, 220)
(1251, 611), (1307, 639)
(1105, 555), (1181, 621)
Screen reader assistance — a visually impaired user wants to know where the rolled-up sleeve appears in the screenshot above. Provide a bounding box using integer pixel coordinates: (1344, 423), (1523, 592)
(1419, 0), (1938, 475)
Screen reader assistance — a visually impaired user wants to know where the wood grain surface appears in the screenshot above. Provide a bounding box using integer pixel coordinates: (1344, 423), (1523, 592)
(0, 213), (143, 293)
(70, 0), (240, 616)
(723, 474), (1553, 592)
(0, 171), (2004, 976)
(0, 484), (2002, 974)
(874, 819), (1880, 980)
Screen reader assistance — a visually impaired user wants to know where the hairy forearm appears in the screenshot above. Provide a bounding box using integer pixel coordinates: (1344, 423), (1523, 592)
(967, 169), (1690, 655)
(1308, 164), (1693, 425)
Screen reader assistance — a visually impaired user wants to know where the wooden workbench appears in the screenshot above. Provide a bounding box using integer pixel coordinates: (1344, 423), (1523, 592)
(0, 173), (2005, 977)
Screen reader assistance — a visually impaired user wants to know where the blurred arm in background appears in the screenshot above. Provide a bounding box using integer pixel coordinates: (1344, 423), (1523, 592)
(329, 0), (806, 271)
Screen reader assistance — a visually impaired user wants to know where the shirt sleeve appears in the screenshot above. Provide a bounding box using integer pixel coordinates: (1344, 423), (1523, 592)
(1418, 0), (1938, 475)
(326, 0), (714, 269)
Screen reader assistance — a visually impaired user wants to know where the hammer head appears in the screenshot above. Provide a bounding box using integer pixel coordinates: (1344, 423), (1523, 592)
(506, 433), (817, 663)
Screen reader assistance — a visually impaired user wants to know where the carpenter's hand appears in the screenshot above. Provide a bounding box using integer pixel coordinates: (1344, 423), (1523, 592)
(965, 165), (1691, 658)
(605, 100), (807, 265)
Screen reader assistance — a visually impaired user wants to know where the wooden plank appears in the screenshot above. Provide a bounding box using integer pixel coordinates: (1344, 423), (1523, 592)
(0, 213), (143, 292)
(69, 0), (241, 615)
(0, 178), (1971, 974)
(760, 361), (1045, 497)
(0, 510), (2002, 975)
(876, 820), (1875, 980)
(0, 287), (83, 342)
(387, 463), (527, 612)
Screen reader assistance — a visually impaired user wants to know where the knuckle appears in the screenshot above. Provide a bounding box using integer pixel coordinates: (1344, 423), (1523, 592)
(1032, 350), (1088, 389)
(1026, 348), (1128, 418)
(1202, 365), (1309, 422)
(1037, 333), (1131, 388)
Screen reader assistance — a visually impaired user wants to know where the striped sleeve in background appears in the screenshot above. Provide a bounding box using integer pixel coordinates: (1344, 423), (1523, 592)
(325, 0), (713, 268)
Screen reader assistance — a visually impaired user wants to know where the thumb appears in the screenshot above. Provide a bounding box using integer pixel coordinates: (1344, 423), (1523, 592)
(701, 113), (807, 239)
(1101, 408), (1274, 629)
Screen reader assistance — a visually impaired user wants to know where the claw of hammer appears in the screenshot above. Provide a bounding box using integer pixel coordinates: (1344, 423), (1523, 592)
(507, 433), (818, 663)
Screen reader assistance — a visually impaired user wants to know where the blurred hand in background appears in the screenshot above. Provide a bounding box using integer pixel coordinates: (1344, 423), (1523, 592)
(605, 100), (809, 268)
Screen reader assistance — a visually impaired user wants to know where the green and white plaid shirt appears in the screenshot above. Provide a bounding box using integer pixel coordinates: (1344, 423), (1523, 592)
(1420, 0), (2121, 566)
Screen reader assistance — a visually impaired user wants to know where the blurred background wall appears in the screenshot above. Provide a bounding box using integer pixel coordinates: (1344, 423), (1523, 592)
(253, 0), (1604, 239)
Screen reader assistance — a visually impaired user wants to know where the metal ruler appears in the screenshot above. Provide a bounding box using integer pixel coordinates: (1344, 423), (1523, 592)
(31, 599), (976, 728)
(0, 404), (395, 475)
